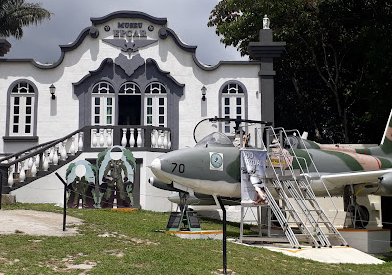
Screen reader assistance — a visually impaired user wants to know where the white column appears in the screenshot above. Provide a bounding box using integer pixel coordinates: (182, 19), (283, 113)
(19, 161), (26, 182)
(53, 147), (59, 165)
(49, 147), (54, 163)
(121, 128), (127, 147)
(163, 130), (168, 149)
(99, 129), (105, 147)
(28, 157), (33, 171)
(92, 129), (98, 147)
(157, 131), (163, 148)
(8, 167), (13, 186)
(35, 154), (40, 170)
(137, 128), (142, 147)
(61, 141), (67, 160)
(107, 129), (113, 147)
(70, 136), (76, 156)
(31, 157), (37, 177)
(43, 151), (49, 171)
(151, 129), (156, 148)
(167, 131), (172, 149)
(78, 132), (84, 151)
(129, 128), (135, 147)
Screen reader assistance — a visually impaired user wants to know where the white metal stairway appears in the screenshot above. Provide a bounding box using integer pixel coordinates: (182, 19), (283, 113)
(260, 127), (348, 248)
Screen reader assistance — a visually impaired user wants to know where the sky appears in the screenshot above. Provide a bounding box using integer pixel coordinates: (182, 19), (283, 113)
(5, 0), (248, 65)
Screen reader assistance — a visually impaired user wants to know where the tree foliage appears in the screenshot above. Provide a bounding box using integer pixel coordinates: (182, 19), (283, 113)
(208, 0), (392, 143)
(0, 0), (51, 39)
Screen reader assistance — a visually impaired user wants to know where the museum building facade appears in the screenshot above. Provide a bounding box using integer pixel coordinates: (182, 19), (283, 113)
(0, 11), (277, 211)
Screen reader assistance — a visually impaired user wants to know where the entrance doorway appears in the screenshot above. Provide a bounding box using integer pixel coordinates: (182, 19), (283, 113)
(118, 95), (141, 125)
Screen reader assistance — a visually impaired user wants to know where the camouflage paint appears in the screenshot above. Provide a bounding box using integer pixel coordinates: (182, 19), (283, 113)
(317, 150), (364, 171)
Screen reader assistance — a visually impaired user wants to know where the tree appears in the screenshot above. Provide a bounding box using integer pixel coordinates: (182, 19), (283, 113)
(0, 0), (51, 39)
(208, 0), (392, 143)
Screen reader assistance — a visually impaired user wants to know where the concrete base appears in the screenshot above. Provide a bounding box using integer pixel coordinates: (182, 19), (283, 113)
(338, 229), (391, 254)
(231, 240), (384, 264)
(164, 230), (223, 240)
(1, 194), (16, 205)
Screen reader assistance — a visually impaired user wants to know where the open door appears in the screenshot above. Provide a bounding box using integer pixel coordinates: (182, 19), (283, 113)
(118, 95), (141, 125)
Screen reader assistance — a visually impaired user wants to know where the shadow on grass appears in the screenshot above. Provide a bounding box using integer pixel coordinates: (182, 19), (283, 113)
(374, 248), (392, 262)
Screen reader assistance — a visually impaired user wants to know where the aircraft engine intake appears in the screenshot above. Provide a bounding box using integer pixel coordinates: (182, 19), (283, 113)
(378, 172), (392, 194)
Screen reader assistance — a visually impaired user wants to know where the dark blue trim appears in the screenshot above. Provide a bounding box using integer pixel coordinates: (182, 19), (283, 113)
(0, 27), (99, 69)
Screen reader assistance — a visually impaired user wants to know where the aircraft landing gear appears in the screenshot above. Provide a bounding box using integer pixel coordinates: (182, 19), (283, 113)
(166, 191), (201, 231)
(344, 185), (370, 228)
(346, 204), (370, 228)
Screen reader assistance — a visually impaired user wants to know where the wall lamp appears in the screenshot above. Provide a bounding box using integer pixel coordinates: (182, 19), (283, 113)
(201, 86), (207, 101)
(49, 84), (56, 100)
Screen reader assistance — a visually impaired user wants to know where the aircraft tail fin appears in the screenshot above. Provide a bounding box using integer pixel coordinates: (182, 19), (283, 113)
(380, 109), (392, 153)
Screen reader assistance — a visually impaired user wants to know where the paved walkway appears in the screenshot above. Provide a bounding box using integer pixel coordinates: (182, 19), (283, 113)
(231, 240), (385, 264)
(0, 210), (82, 236)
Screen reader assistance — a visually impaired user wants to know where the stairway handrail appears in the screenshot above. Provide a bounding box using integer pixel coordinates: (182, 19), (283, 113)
(0, 127), (84, 168)
(274, 128), (339, 218)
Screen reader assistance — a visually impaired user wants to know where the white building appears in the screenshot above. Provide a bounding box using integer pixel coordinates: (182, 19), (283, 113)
(0, 11), (278, 211)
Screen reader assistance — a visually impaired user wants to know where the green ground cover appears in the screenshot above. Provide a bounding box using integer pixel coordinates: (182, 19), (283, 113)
(0, 204), (391, 275)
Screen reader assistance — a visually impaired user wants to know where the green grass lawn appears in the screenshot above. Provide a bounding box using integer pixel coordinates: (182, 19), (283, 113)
(0, 203), (391, 275)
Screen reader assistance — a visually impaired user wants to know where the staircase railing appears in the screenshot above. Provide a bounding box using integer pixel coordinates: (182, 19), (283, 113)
(1, 125), (172, 190)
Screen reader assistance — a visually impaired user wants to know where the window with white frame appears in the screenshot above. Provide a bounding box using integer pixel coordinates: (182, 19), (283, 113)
(92, 82), (115, 125)
(221, 82), (245, 135)
(119, 82), (141, 94)
(9, 82), (36, 136)
(144, 82), (167, 127)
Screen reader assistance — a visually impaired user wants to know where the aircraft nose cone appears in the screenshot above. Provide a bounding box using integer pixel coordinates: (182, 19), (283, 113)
(150, 158), (161, 172)
(149, 157), (171, 184)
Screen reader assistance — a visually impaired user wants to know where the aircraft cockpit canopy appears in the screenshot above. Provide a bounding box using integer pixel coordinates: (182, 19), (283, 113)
(195, 132), (234, 148)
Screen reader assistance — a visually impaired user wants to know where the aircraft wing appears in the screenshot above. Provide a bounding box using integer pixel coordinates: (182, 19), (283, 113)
(319, 169), (392, 186)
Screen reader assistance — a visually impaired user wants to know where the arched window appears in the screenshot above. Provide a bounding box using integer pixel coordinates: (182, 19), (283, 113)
(92, 82), (115, 125)
(119, 82), (141, 94)
(144, 82), (167, 127)
(8, 81), (37, 136)
(220, 81), (247, 135)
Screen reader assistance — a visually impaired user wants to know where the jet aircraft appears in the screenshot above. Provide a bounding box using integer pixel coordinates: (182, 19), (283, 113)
(149, 112), (392, 225)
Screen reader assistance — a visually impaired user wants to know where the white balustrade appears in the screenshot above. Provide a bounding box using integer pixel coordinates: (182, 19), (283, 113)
(31, 157), (37, 177)
(61, 141), (67, 160)
(107, 129), (113, 147)
(157, 130), (163, 148)
(137, 128), (142, 147)
(19, 161), (25, 182)
(28, 157), (33, 171)
(70, 136), (76, 156)
(163, 130), (168, 149)
(37, 153), (41, 169)
(99, 129), (105, 147)
(49, 147), (54, 163)
(151, 129), (156, 148)
(121, 128), (127, 146)
(43, 151), (49, 171)
(129, 128), (135, 147)
(92, 129), (98, 147)
(78, 132), (84, 151)
(53, 147), (59, 165)
(8, 166), (13, 186)
(167, 131), (172, 149)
